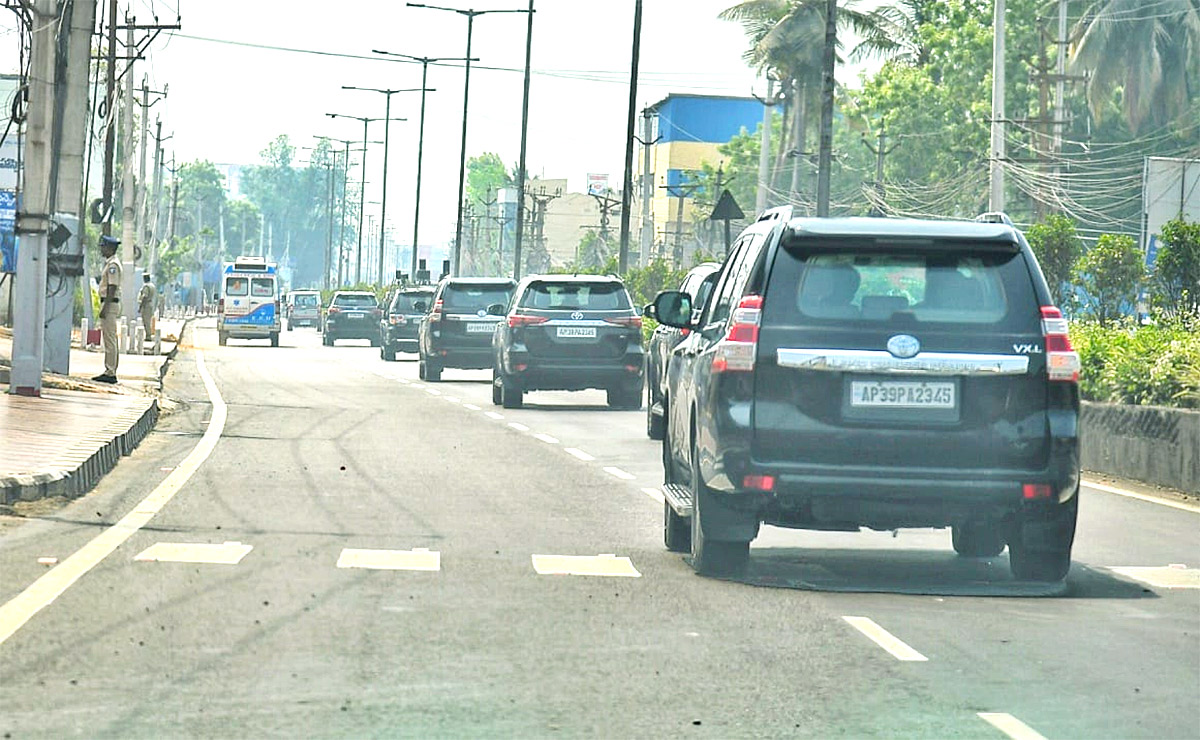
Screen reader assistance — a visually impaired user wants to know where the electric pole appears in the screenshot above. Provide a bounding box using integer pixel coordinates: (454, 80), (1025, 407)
(617, 0), (642, 275)
(989, 0), (1006, 212)
(815, 0), (837, 217)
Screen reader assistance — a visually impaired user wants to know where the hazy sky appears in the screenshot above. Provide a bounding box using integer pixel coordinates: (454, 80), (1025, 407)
(1, 1), (869, 247)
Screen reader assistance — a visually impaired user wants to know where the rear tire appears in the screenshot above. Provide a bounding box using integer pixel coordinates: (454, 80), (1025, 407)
(286, 322), (293, 332)
(492, 369), (503, 405)
(270, 332), (279, 347)
(218, 331), (227, 347)
(646, 397), (664, 440)
(952, 520), (1006, 558)
(689, 438), (751, 577)
(425, 359), (442, 382)
(664, 500), (690, 553)
(382, 344), (396, 361)
(607, 382), (642, 410)
(323, 334), (334, 347)
(501, 372), (523, 409)
(1008, 495), (1077, 582)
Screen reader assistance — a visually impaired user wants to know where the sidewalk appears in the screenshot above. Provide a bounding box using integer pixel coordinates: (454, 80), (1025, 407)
(0, 316), (187, 505)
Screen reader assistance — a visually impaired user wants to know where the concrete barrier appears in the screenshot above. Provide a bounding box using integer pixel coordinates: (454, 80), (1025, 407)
(1081, 401), (1200, 493)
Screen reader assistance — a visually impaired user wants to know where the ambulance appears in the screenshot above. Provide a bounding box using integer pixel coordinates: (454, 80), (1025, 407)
(217, 256), (281, 346)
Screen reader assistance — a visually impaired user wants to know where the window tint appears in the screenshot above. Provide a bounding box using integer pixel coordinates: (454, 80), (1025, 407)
(443, 284), (514, 311)
(294, 294), (318, 307)
(251, 278), (275, 298)
(333, 293), (378, 308)
(521, 282), (631, 310)
(706, 234), (762, 327)
(694, 271), (719, 311)
(392, 291), (434, 313)
(225, 277), (248, 296)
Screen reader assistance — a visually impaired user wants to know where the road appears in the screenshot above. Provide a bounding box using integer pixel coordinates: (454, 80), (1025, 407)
(1, 318), (1197, 738)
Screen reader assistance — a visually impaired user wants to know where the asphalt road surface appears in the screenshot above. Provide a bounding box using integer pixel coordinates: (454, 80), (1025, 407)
(1, 318), (1196, 738)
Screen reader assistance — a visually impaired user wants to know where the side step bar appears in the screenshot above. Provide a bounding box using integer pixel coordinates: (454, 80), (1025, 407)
(662, 483), (693, 517)
(649, 401), (664, 419)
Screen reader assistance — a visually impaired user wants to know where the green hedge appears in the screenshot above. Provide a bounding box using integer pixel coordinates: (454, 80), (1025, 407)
(1071, 312), (1200, 408)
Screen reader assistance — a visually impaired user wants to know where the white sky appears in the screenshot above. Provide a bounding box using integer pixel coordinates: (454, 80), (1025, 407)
(1, 0), (872, 247)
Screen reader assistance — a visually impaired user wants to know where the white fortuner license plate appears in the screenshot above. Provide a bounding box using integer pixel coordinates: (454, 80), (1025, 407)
(557, 326), (597, 338)
(850, 380), (956, 408)
(465, 322), (494, 333)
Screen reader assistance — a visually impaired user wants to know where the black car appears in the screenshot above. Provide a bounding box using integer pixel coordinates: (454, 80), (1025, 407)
(418, 277), (517, 381)
(645, 262), (720, 439)
(379, 287), (434, 361)
(322, 291), (381, 346)
(491, 275), (646, 409)
(651, 208), (1082, 581)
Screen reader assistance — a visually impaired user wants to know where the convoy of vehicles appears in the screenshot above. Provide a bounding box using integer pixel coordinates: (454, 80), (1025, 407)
(417, 277), (517, 381)
(217, 256), (281, 347)
(645, 262), (720, 438)
(285, 290), (321, 330)
(379, 287), (435, 361)
(322, 291), (381, 346)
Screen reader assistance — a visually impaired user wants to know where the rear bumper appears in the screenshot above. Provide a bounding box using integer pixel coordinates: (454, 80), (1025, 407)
(426, 344), (493, 369)
(325, 322), (375, 339)
(219, 320), (279, 337)
(502, 349), (644, 391)
(385, 326), (420, 346)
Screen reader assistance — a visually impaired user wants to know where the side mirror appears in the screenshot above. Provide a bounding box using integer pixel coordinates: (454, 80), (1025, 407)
(643, 303), (658, 320)
(413, 300), (427, 313)
(486, 303), (507, 317)
(652, 291), (693, 329)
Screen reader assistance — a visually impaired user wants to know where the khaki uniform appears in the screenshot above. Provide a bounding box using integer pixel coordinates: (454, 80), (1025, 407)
(137, 281), (157, 337)
(99, 253), (123, 375)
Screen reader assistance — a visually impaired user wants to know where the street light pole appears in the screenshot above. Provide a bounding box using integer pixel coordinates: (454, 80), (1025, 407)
(327, 113), (403, 284)
(513, 0), (535, 280)
(407, 3), (533, 277)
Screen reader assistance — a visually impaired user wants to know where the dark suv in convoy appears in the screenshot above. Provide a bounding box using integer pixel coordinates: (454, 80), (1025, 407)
(651, 208), (1082, 581)
(645, 262), (720, 439)
(323, 291), (381, 346)
(491, 275), (645, 409)
(379, 287), (434, 361)
(418, 277), (517, 381)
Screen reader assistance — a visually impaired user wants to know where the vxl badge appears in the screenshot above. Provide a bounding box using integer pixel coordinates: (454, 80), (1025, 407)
(886, 334), (921, 359)
(570, 311), (584, 321)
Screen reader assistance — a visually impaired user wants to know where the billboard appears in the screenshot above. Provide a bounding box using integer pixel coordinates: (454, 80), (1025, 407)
(1142, 157), (1200, 268)
(586, 173), (609, 196)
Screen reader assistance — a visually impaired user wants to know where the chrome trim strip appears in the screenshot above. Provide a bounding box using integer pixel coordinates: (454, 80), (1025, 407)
(777, 348), (1029, 376)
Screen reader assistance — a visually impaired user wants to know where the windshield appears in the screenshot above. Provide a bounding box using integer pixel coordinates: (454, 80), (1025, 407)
(521, 281), (631, 310)
(392, 291), (434, 313)
(332, 294), (377, 308)
(443, 284), (513, 312)
(293, 294), (318, 308)
(224, 277), (248, 296)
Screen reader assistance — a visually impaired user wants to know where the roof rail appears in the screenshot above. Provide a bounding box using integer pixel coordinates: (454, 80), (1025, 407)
(975, 212), (1014, 226)
(757, 205), (794, 223)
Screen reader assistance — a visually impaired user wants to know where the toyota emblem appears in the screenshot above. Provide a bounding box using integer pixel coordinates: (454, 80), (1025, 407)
(886, 334), (920, 359)
(571, 311), (584, 321)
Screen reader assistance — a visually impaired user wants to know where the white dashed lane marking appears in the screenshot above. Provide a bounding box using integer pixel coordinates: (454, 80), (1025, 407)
(532, 554), (641, 578)
(603, 466), (636, 481)
(485, 412), (504, 420)
(463, 403), (481, 411)
(508, 422), (530, 432)
(564, 448), (595, 461)
(642, 487), (666, 504)
(533, 433), (559, 444)
(134, 542), (253, 565)
(336, 548), (441, 572)
(977, 713), (1047, 740)
(1109, 565), (1200, 588)
(842, 616), (928, 661)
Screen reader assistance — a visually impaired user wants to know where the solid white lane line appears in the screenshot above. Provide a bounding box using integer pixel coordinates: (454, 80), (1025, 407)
(0, 350), (228, 647)
(463, 403), (481, 411)
(603, 467), (636, 481)
(508, 422), (530, 432)
(642, 487), (666, 504)
(977, 713), (1047, 740)
(564, 448), (595, 462)
(533, 433), (559, 444)
(841, 616), (928, 661)
(1084, 479), (1200, 514)
(485, 412), (504, 420)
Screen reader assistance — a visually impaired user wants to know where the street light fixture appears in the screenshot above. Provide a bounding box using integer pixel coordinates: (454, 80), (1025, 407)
(341, 86), (424, 284)
(372, 49), (473, 281)
(327, 113), (406, 284)
(406, 2), (533, 277)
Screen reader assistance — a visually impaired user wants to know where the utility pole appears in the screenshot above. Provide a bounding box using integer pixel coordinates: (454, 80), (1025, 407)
(639, 108), (656, 266)
(815, 0), (837, 217)
(862, 125), (898, 216)
(523, 186), (560, 274)
(617, 0), (642, 275)
(101, 0), (117, 238)
(136, 77), (165, 255)
(989, 0), (1006, 212)
(658, 181), (703, 266)
(148, 119), (170, 274)
(119, 20), (137, 320)
(755, 78), (776, 215)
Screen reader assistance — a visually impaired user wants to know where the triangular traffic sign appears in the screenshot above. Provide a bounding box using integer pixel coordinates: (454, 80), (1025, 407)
(709, 189), (745, 221)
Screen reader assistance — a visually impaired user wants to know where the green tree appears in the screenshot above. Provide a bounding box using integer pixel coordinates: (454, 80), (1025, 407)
(1153, 217), (1200, 315)
(1073, 233), (1145, 326)
(463, 153), (514, 276)
(1025, 214), (1083, 303)
(176, 160), (226, 241)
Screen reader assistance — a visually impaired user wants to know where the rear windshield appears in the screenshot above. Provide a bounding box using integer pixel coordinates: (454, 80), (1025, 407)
(443, 284), (513, 311)
(521, 282), (631, 310)
(333, 293), (378, 308)
(251, 278), (275, 298)
(392, 291), (434, 313)
(225, 277), (248, 297)
(767, 247), (1036, 328)
(293, 294), (318, 308)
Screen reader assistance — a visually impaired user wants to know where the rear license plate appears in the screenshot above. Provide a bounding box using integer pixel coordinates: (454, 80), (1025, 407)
(850, 380), (956, 408)
(346, 312), (365, 319)
(466, 323), (494, 333)
(557, 326), (597, 338)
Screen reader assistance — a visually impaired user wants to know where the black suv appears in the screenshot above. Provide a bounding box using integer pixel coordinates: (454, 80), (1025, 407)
(418, 277), (517, 381)
(323, 291), (381, 346)
(651, 208), (1081, 581)
(379, 287), (434, 361)
(645, 262), (720, 439)
(491, 275), (645, 409)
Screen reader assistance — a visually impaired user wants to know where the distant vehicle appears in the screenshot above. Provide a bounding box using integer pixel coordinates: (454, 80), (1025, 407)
(379, 287), (435, 361)
(323, 291), (381, 347)
(491, 274), (645, 410)
(217, 256), (281, 347)
(651, 209), (1082, 581)
(418, 277), (517, 381)
(645, 262), (721, 439)
(285, 290), (321, 330)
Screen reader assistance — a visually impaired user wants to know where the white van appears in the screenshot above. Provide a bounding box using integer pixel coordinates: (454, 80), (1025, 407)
(217, 256), (281, 346)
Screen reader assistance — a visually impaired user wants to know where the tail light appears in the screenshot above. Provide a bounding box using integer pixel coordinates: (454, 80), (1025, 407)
(328, 306), (341, 316)
(274, 300), (280, 316)
(389, 315), (407, 325)
(1040, 306), (1080, 382)
(217, 298), (224, 314)
(1023, 483), (1052, 500)
(712, 295), (762, 373)
(508, 314), (549, 328)
(429, 298), (444, 323)
(605, 315), (643, 329)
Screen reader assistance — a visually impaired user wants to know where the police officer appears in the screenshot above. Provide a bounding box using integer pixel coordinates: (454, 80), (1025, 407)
(92, 235), (122, 383)
(137, 272), (157, 340)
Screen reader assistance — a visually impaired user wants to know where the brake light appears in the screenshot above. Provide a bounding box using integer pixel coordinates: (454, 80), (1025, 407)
(712, 295), (762, 373)
(508, 314), (549, 328)
(1040, 306), (1080, 382)
(743, 474), (776, 492)
(217, 298), (224, 314)
(429, 298), (444, 323)
(605, 316), (643, 329)
(389, 315), (406, 325)
(328, 306), (341, 315)
(1023, 483), (1052, 500)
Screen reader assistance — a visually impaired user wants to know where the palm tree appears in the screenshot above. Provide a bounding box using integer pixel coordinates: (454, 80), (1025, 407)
(1069, 0), (1200, 133)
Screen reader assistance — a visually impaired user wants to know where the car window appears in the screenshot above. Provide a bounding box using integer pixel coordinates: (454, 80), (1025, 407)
(443, 284), (513, 311)
(694, 271), (720, 311)
(294, 294), (318, 307)
(251, 278), (274, 298)
(705, 234), (762, 327)
(225, 277), (248, 296)
(333, 293), (378, 308)
(520, 282), (631, 310)
(392, 291), (434, 313)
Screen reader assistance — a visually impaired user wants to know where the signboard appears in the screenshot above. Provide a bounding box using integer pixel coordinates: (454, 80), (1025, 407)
(1142, 157), (1200, 268)
(0, 190), (15, 273)
(586, 173), (609, 196)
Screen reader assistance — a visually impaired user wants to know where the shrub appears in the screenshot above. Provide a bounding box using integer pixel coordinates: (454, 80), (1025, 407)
(1071, 310), (1200, 408)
